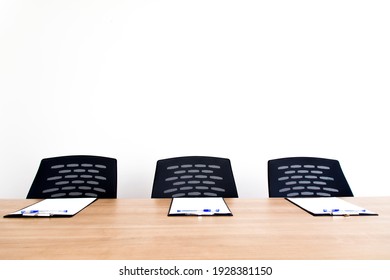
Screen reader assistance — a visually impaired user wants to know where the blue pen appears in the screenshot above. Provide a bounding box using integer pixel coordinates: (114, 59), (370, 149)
(332, 209), (365, 212)
(21, 210), (39, 214)
(177, 209), (220, 213)
(202, 209), (221, 213)
(21, 210), (68, 214)
(323, 209), (366, 215)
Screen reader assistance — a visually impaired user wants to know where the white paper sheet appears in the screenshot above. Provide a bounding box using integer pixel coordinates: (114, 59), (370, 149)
(168, 197), (232, 216)
(286, 197), (377, 216)
(5, 198), (97, 217)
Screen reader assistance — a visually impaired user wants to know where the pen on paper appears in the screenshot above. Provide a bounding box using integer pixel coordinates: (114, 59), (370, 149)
(323, 209), (366, 214)
(21, 210), (68, 214)
(177, 209), (220, 213)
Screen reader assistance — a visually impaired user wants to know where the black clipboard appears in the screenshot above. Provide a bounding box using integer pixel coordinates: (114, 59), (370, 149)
(168, 197), (233, 216)
(286, 197), (378, 216)
(3, 198), (97, 218)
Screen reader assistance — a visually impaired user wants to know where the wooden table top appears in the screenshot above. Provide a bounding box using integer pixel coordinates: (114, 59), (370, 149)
(1, 197), (389, 260)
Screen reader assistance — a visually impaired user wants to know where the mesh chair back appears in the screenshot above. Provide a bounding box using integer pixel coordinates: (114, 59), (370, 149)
(268, 157), (353, 197)
(151, 156), (238, 198)
(26, 155), (117, 198)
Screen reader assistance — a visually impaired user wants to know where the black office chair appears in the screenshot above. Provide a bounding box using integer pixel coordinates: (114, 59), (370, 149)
(268, 157), (353, 197)
(26, 155), (117, 198)
(151, 156), (238, 198)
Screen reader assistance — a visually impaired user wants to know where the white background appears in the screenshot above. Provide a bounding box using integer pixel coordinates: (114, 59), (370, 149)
(1, 0), (389, 198)
(0, 260), (390, 280)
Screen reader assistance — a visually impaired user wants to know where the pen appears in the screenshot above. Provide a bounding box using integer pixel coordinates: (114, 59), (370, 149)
(21, 210), (68, 214)
(177, 209), (220, 213)
(323, 209), (366, 215)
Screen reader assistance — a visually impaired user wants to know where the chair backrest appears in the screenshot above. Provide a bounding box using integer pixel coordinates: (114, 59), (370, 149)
(268, 157), (353, 197)
(151, 156), (238, 198)
(26, 155), (117, 198)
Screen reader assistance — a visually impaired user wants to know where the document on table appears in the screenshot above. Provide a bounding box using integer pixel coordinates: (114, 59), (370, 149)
(168, 197), (232, 216)
(286, 197), (378, 216)
(3, 197), (97, 218)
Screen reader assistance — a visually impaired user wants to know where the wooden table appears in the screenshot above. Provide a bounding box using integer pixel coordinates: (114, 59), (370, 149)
(1, 197), (389, 260)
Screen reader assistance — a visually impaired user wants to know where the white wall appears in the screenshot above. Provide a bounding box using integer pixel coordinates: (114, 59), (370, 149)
(1, 0), (389, 198)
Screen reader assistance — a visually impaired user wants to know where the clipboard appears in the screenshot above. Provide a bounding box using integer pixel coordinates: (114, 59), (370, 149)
(3, 197), (97, 218)
(168, 197), (233, 216)
(286, 197), (378, 216)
